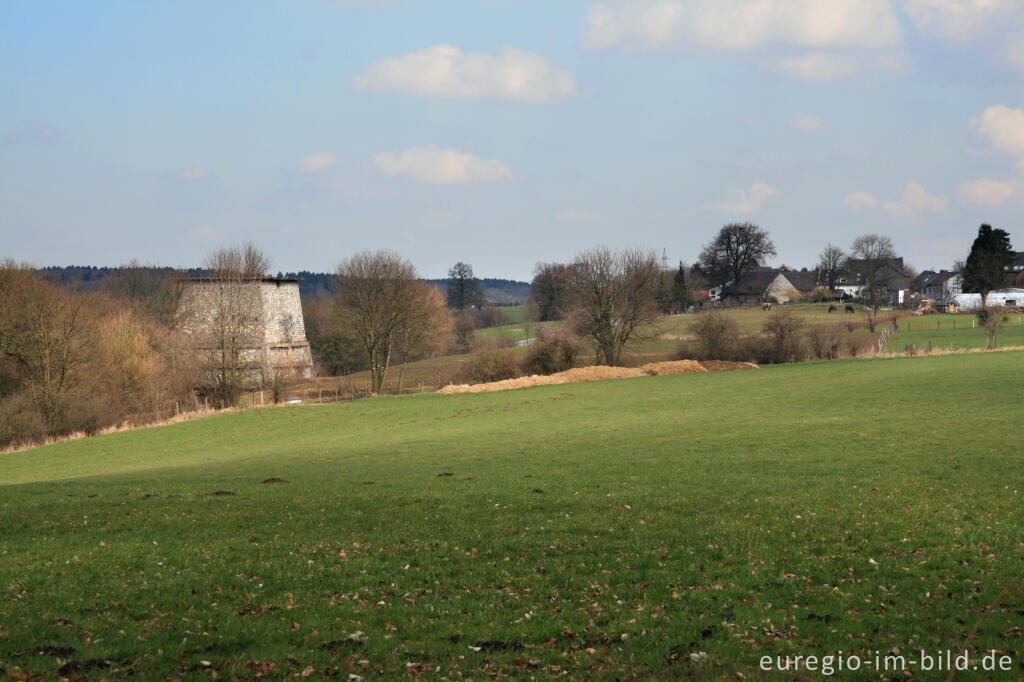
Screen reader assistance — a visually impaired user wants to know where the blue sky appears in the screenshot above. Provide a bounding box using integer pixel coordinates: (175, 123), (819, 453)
(2, 0), (1023, 280)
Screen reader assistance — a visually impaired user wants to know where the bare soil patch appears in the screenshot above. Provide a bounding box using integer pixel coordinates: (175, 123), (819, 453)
(438, 360), (756, 394)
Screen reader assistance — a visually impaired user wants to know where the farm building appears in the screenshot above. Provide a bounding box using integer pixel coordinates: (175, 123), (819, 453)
(833, 257), (910, 305)
(715, 268), (821, 304)
(178, 277), (314, 384)
(952, 288), (1024, 311)
(1007, 252), (1024, 288)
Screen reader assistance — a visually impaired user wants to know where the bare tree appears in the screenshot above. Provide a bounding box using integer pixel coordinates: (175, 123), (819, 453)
(849, 234), (896, 332)
(394, 283), (452, 394)
(446, 261), (482, 311)
(180, 243), (271, 407)
(569, 247), (662, 366)
(104, 260), (183, 325)
(698, 223), (777, 286)
(0, 261), (87, 421)
(817, 244), (845, 292)
(334, 251), (420, 394)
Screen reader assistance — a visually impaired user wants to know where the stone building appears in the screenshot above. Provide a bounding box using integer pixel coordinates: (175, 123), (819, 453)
(179, 277), (314, 385)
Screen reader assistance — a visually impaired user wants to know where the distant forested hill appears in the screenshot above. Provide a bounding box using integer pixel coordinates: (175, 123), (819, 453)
(35, 266), (531, 304)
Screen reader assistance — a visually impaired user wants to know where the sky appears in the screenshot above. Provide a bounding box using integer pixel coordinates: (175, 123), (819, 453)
(2, 0), (1023, 281)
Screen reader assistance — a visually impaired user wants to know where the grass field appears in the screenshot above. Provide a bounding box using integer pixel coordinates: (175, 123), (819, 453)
(2, 352), (1022, 679)
(473, 320), (559, 346)
(885, 313), (1024, 353)
(310, 305), (884, 396)
(656, 304), (867, 336)
(495, 305), (527, 325)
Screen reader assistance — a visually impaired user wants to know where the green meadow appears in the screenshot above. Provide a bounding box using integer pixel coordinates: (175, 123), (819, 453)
(885, 313), (1024, 353)
(1, 352), (1022, 679)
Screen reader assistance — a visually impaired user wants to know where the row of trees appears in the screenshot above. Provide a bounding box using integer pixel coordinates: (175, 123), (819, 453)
(1, 242), (312, 446)
(0, 260), (198, 447)
(325, 222), (1016, 391)
(4, 222), (1012, 444)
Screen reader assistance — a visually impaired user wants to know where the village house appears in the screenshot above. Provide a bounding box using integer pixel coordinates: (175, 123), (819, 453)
(714, 268), (822, 304)
(909, 270), (961, 301)
(833, 257), (909, 305)
(1007, 251), (1024, 288)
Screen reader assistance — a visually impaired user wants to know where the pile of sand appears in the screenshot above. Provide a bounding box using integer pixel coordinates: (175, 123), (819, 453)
(438, 374), (565, 394)
(437, 359), (757, 394)
(639, 360), (707, 375)
(699, 360), (760, 372)
(436, 365), (645, 394)
(556, 366), (646, 382)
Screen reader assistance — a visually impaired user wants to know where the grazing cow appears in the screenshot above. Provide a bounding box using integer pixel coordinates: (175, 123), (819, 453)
(761, 301), (772, 312)
(828, 304), (837, 313)
(845, 304), (855, 314)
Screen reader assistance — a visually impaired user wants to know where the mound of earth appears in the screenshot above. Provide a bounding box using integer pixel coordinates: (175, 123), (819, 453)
(438, 359), (756, 394)
(639, 360), (707, 375)
(699, 360), (760, 372)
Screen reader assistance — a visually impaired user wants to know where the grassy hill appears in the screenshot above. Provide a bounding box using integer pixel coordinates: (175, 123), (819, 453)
(1, 353), (1022, 678)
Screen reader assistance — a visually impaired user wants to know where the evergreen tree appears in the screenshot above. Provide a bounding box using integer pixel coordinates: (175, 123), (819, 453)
(963, 224), (1014, 308)
(670, 262), (689, 313)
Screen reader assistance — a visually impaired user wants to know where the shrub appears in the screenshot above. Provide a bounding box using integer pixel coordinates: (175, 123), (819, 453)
(454, 349), (521, 384)
(0, 393), (48, 447)
(810, 286), (832, 302)
(47, 392), (120, 437)
(472, 307), (510, 329)
(807, 325), (842, 360)
(689, 311), (741, 361)
(844, 331), (867, 357)
(521, 328), (582, 375)
(761, 309), (805, 363)
(979, 307), (1007, 349)
(732, 336), (762, 363)
(268, 370), (290, 404)
(451, 314), (478, 354)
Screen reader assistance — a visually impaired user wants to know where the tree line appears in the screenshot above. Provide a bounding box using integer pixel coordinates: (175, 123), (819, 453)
(2, 222), (1014, 447)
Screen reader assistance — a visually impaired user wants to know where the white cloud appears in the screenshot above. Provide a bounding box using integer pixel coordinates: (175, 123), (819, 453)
(719, 182), (776, 213)
(299, 152), (335, 172)
(899, 0), (1015, 43)
(372, 145), (515, 184)
(842, 191), (878, 210)
(971, 105), (1024, 156)
(883, 182), (948, 218)
(353, 45), (576, 102)
(793, 113), (825, 131)
(173, 167), (211, 181)
(956, 177), (1016, 205)
(583, 0), (902, 52)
